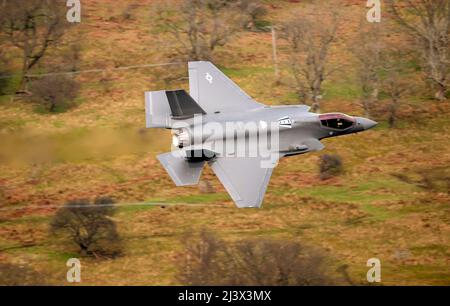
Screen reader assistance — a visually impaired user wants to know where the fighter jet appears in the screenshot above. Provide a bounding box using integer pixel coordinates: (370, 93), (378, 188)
(145, 61), (377, 208)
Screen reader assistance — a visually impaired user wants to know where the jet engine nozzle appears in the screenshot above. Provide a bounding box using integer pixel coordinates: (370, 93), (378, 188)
(172, 129), (190, 148)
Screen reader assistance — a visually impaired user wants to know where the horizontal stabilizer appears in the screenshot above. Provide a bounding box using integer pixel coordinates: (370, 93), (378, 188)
(157, 151), (204, 186)
(145, 91), (172, 128)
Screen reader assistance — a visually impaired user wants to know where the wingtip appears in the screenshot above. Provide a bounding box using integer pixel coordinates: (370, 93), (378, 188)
(188, 60), (212, 67)
(235, 200), (263, 209)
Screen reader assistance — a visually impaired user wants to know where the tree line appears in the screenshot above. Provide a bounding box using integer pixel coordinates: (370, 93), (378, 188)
(0, 0), (448, 124)
(158, 0), (449, 126)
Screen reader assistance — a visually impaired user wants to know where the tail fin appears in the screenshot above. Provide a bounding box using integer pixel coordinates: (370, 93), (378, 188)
(188, 61), (263, 113)
(157, 150), (204, 186)
(145, 90), (206, 128)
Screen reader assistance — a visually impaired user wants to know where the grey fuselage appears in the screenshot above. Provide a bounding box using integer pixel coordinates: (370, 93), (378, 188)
(171, 105), (377, 159)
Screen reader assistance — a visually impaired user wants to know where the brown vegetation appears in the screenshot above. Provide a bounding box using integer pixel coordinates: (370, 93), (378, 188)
(0, 0), (448, 286)
(30, 75), (80, 112)
(319, 154), (343, 180)
(280, 8), (340, 111)
(0, 263), (47, 286)
(389, 0), (450, 100)
(50, 197), (122, 258)
(177, 229), (336, 285)
(0, 0), (69, 92)
(157, 0), (244, 61)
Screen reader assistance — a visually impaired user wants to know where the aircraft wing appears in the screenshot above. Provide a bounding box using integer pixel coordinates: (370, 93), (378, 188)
(188, 61), (264, 113)
(209, 156), (278, 208)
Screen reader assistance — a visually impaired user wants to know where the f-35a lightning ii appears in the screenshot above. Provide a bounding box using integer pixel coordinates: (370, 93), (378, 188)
(145, 61), (377, 208)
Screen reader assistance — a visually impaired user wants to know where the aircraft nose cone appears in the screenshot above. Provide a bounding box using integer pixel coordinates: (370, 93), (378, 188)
(357, 117), (378, 130)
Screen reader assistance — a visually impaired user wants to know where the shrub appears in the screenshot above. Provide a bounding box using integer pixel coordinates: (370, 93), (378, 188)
(0, 263), (48, 285)
(121, 3), (139, 20)
(319, 154), (343, 180)
(393, 167), (450, 193)
(50, 197), (122, 258)
(30, 75), (80, 112)
(418, 167), (450, 193)
(176, 229), (335, 285)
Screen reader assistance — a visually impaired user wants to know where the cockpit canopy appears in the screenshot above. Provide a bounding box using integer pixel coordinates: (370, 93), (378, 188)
(319, 113), (355, 130)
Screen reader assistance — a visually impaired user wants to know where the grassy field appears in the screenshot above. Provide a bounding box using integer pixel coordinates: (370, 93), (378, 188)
(0, 0), (449, 285)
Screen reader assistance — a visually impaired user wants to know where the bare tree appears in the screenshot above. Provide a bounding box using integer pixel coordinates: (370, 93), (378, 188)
(177, 229), (229, 285)
(380, 49), (410, 128)
(228, 239), (334, 286)
(388, 0), (450, 100)
(176, 229), (336, 285)
(0, 0), (69, 92)
(50, 197), (122, 258)
(0, 46), (10, 95)
(30, 75), (80, 112)
(63, 43), (82, 73)
(280, 10), (339, 112)
(157, 0), (243, 61)
(350, 23), (384, 118)
(238, 0), (268, 31)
